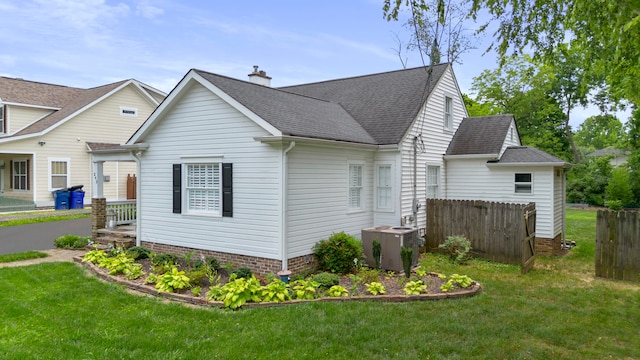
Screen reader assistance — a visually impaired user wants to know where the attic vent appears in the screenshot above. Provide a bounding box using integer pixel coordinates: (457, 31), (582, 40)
(120, 106), (138, 117)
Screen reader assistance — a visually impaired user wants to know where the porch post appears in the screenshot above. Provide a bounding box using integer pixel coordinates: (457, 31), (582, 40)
(92, 197), (106, 239)
(93, 161), (104, 198)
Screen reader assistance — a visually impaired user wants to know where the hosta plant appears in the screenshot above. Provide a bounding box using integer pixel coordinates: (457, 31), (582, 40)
(292, 279), (320, 300)
(327, 285), (349, 297)
(123, 263), (145, 280)
(155, 266), (191, 293)
(101, 253), (136, 275)
(216, 275), (263, 310)
(441, 274), (474, 292)
(365, 282), (386, 295)
(82, 249), (108, 264)
(261, 279), (291, 303)
(404, 280), (427, 295)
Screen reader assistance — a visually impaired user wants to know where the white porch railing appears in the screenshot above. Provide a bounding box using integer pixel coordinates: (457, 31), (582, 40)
(106, 200), (136, 225)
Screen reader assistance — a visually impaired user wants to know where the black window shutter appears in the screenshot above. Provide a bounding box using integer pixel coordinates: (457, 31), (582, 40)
(222, 163), (233, 217)
(26, 159), (30, 190)
(9, 160), (13, 189)
(172, 164), (181, 214)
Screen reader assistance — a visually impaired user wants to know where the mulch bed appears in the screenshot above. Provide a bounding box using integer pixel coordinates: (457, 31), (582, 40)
(75, 256), (482, 309)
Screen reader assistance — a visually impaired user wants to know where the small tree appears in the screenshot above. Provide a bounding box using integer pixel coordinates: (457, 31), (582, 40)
(605, 167), (634, 209)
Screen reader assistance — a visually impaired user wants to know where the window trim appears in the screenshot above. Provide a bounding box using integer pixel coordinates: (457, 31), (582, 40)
(443, 96), (453, 131)
(182, 158), (223, 217)
(375, 163), (393, 211)
(347, 161), (365, 212)
(426, 165), (441, 199)
(48, 158), (70, 191)
(514, 173), (533, 194)
(0, 104), (5, 134)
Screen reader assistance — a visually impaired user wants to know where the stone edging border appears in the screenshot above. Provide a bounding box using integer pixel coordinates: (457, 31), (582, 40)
(75, 257), (483, 309)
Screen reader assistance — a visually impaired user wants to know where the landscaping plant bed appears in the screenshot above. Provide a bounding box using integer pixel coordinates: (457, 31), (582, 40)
(76, 248), (481, 310)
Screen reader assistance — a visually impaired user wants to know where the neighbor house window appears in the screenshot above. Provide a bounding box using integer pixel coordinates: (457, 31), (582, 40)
(185, 163), (221, 215)
(376, 164), (392, 210)
(12, 159), (28, 190)
(444, 96), (453, 131)
(348, 163), (363, 210)
(0, 105), (5, 134)
(427, 165), (440, 198)
(515, 173), (532, 194)
(49, 158), (70, 191)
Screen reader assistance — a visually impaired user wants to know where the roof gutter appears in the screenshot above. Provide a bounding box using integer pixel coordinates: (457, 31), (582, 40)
(254, 135), (397, 151)
(443, 153), (499, 160)
(281, 141), (295, 271)
(486, 162), (571, 168)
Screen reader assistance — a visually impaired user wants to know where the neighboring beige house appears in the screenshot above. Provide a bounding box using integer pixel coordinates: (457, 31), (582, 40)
(0, 76), (165, 208)
(587, 147), (629, 167)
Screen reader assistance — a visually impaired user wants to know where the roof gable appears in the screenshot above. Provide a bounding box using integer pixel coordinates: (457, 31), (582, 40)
(0, 79), (165, 141)
(446, 115), (515, 155)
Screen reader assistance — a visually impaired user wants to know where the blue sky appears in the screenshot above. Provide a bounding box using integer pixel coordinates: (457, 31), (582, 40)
(0, 0), (623, 126)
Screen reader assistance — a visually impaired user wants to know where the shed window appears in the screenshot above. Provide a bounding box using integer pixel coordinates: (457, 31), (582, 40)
(515, 173), (532, 194)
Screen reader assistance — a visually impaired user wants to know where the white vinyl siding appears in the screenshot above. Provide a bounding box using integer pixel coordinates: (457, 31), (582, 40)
(400, 65), (467, 228)
(515, 173), (532, 194)
(348, 163), (363, 211)
(185, 163), (221, 215)
(376, 164), (392, 210)
(426, 165), (440, 198)
(446, 158), (558, 239)
(137, 82), (282, 259)
(49, 158), (70, 191)
(444, 96), (453, 131)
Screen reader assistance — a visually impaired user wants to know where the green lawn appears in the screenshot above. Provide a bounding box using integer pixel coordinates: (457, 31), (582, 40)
(0, 208), (638, 359)
(0, 251), (48, 263)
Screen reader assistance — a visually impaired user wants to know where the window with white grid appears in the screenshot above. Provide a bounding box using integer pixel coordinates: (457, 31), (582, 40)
(49, 159), (69, 191)
(348, 163), (363, 210)
(426, 165), (440, 198)
(186, 163), (221, 215)
(444, 96), (453, 131)
(376, 164), (392, 209)
(13, 159), (27, 190)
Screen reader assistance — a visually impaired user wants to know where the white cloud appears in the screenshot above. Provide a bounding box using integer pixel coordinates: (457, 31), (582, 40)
(135, 1), (164, 19)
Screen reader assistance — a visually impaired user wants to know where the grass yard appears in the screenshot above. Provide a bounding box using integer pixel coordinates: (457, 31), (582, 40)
(0, 209), (638, 359)
(0, 251), (48, 263)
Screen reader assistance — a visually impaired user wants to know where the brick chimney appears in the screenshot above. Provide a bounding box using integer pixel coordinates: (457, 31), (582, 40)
(248, 65), (272, 87)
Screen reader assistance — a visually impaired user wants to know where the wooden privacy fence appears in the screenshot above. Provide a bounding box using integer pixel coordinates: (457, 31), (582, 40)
(426, 199), (536, 273)
(127, 174), (136, 200)
(596, 210), (640, 282)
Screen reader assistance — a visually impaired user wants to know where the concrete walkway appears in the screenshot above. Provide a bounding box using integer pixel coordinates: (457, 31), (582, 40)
(0, 248), (86, 268)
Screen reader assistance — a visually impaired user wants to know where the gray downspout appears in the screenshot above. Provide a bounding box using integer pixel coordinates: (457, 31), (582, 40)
(281, 141), (296, 271)
(131, 151), (142, 247)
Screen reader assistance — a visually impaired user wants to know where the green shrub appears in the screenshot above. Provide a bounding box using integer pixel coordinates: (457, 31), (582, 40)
(151, 253), (178, 267)
(54, 234), (89, 249)
(400, 246), (413, 278)
(126, 246), (151, 260)
(232, 267), (253, 279)
(311, 272), (340, 289)
(372, 239), (382, 269)
(205, 256), (220, 270)
(439, 235), (472, 264)
(313, 231), (363, 274)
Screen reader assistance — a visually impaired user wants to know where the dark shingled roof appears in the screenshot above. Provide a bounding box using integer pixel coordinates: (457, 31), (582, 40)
(496, 146), (567, 164)
(195, 63), (449, 145)
(86, 142), (126, 152)
(195, 70), (377, 144)
(446, 115), (514, 155)
(280, 64), (448, 145)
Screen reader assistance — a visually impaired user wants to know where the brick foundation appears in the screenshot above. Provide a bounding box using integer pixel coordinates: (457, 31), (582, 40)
(535, 233), (565, 256)
(139, 241), (320, 276)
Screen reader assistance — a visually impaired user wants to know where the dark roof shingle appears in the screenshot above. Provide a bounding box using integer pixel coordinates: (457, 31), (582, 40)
(195, 64), (450, 145)
(446, 115), (514, 155)
(496, 146), (567, 164)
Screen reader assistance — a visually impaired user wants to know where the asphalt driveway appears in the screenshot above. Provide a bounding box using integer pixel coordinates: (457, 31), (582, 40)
(0, 218), (91, 255)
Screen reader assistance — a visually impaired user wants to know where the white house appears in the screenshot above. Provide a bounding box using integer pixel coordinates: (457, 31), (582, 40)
(94, 64), (567, 274)
(444, 115), (570, 255)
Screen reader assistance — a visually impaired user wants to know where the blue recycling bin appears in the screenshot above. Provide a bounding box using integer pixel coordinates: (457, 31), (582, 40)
(53, 190), (70, 210)
(70, 190), (85, 209)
